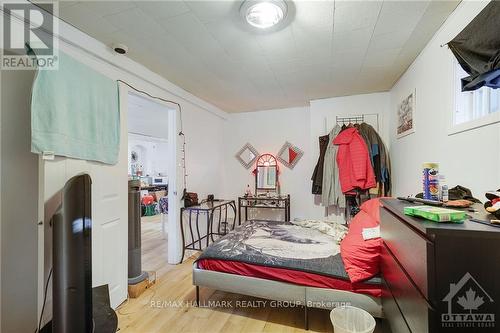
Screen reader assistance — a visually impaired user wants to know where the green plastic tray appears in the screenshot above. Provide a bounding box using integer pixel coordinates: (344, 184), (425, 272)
(404, 205), (466, 223)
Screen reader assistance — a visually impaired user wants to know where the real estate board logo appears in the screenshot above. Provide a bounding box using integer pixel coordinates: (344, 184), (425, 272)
(1, 1), (58, 70)
(442, 272), (495, 329)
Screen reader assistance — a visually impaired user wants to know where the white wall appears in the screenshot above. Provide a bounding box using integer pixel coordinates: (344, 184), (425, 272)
(4, 0), (497, 330)
(389, 0), (500, 198)
(128, 135), (169, 177)
(224, 92), (391, 221)
(128, 93), (169, 139)
(39, 28), (227, 306)
(224, 107), (311, 220)
(1, 69), (39, 333)
(128, 94), (170, 178)
(0, 3), (228, 326)
(309, 93), (391, 218)
(43, 84), (130, 313)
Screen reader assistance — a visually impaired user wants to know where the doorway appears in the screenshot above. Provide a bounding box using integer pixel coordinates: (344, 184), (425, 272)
(126, 91), (178, 278)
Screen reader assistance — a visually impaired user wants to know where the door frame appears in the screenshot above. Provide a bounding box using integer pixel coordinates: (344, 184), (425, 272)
(124, 87), (183, 265)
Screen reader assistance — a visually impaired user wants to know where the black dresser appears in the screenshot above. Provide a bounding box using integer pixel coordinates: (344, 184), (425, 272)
(380, 198), (500, 333)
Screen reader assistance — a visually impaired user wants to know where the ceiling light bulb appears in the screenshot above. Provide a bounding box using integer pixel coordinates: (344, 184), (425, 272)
(244, 1), (286, 29)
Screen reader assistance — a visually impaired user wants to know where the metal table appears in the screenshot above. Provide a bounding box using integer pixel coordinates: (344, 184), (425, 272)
(180, 200), (236, 261)
(238, 194), (290, 224)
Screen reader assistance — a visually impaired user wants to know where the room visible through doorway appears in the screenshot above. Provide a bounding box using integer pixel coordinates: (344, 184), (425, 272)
(126, 92), (177, 283)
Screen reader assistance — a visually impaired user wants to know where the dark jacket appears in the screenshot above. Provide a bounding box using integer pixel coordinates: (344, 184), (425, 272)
(357, 123), (391, 195)
(311, 135), (329, 194)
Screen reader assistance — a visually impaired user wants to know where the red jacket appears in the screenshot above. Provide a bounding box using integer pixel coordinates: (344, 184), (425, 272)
(333, 127), (376, 193)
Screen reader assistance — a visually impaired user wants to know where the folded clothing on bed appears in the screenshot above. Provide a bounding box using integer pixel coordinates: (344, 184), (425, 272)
(196, 219), (381, 297)
(290, 218), (348, 244)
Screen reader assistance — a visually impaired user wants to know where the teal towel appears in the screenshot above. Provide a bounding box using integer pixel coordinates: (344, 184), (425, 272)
(31, 51), (120, 164)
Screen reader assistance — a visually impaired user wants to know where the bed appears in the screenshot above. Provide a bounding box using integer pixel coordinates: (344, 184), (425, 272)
(192, 219), (383, 329)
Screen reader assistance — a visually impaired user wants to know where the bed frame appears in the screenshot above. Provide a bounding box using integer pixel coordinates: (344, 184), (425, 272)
(193, 261), (383, 330)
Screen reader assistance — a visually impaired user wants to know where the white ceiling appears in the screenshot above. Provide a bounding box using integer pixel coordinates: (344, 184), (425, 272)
(58, 1), (460, 113)
(128, 93), (169, 139)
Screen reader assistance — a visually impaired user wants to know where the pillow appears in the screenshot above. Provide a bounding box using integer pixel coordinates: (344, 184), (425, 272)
(340, 198), (382, 283)
(360, 197), (381, 222)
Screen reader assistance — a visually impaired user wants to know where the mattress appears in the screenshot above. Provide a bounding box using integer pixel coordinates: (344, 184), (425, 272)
(198, 259), (381, 297)
(196, 220), (381, 297)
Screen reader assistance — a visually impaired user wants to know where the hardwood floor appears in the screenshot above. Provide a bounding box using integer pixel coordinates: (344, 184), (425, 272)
(140, 214), (175, 278)
(117, 215), (388, 333)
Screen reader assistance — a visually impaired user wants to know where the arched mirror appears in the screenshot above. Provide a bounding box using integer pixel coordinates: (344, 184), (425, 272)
(255, 154), (278, 192)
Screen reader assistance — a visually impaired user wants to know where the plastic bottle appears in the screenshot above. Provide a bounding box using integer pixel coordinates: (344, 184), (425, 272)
(245, 184), (252, 197)
(438, 175), (444, 201)
(438, 174), (449, 202)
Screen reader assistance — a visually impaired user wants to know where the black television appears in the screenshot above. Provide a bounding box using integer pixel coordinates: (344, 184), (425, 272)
(52, 174), (93, 333)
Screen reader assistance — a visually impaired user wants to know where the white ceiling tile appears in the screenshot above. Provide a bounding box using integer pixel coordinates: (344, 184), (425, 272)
(59, 1), (78, 9)
(159, 12), (224, 59)
(354, 66), (395, 91)
(294, 1), (335, 27)
(292, 23), (333, 54)
(79, 1), (137, 18)
(369, 29), (414, 51)
(58, 0), (458, 112)
(333, 28), (372, 51)
(237, 59), (274, 79)
(331, 48), (365, 68)
(104, 7), (166, 39)
(277, 67), (332, 98)
(60, 3), (121, 37)
(268, 57), (307, 75)
(185, 0), (237, 23)
(98, 29), (145, 51)
(203, 20), (265, 61)
(134, 0), (190, 20)
(333, 1), (382, 33)
(331, 65), (360, 80)
(363, 48), (402, 68)
(373, 1), (430, 36)
(59, 2), (96, 18)
(249, 78), (280, 96)
(223, 41), (264, 61)
(379, 0), (431, 17)
(207, 57), (250, 83)
(255, 28), (297, 58)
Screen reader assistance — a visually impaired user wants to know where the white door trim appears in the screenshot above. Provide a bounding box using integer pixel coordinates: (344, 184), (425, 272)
(124, 87), (183, 265)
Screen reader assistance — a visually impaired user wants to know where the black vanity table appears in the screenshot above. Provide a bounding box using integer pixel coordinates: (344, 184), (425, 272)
(238, 194), (291, 224)
(179, 200), (236, 261)
(237, 153), (291, 223)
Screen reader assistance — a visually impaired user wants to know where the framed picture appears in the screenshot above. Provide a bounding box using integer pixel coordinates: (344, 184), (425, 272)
(276, 141), (303, 169)
(235, 143), (259, 169)
(397, 90), (416, 138)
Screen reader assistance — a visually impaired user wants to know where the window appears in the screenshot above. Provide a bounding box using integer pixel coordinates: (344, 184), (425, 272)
(454, 62), (500, 126)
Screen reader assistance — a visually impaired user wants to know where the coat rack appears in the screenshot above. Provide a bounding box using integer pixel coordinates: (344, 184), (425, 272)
(323, 113), (380, 135)
(323, 113), (381, 221)
(336, 115), (365, 125)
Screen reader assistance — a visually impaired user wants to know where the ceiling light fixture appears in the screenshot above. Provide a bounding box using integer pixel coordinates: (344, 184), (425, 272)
(241, 0), (287, 29)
